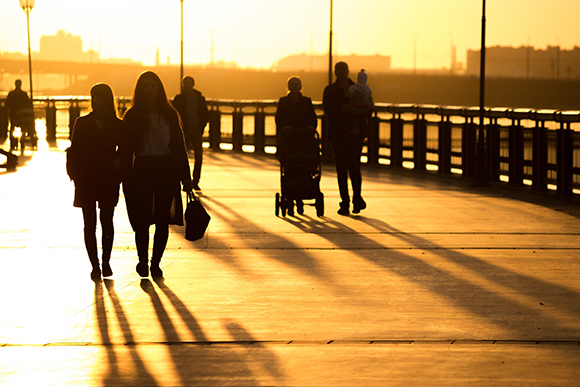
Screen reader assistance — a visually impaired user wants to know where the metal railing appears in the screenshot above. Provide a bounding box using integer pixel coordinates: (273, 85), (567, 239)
(1, 96), (579, 195)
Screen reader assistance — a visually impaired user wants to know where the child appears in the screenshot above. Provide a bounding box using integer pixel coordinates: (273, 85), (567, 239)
(346, 69), (374, 136)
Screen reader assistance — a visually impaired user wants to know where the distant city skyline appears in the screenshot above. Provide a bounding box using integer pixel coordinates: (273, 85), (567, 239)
(1, 0), (579, 70)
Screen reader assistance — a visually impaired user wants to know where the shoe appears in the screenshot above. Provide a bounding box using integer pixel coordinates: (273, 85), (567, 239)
(136, 262), (149, 277)
(296, 200), (304, 215)
(90, 266), (101, 280)
(102, 261), (113, 277)
(150, 264), (163, 278)
(193, 182), (201, 191)
(352, 198), (367, 214)
(337, 205), (350, 216)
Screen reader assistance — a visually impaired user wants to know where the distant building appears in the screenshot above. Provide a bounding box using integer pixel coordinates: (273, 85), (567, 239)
(466, 45), (580, 80)
(272, 53), (391, 74)
(37, 30), (97, 62)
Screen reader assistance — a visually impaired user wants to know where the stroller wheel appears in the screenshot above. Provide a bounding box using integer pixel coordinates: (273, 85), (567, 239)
(275, 193), (280, 216)
(316, 193), (324, 217)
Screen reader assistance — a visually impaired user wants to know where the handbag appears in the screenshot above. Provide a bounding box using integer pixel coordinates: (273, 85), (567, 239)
(185, 190), (210, 241)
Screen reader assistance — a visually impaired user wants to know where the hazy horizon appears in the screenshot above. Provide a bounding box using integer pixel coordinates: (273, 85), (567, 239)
(1, 0), (579, 70)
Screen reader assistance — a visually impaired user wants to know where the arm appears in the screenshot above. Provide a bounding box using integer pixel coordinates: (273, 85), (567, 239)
(198, 94), (209, 129)
(305, 97), (318, 130)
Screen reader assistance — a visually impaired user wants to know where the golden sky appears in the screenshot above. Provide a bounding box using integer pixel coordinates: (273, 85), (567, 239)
(1, 0), (579, 69)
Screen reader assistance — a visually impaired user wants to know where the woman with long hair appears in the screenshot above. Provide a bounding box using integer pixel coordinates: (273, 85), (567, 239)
(67, 83), (126, 280)
(123, 71), (192, 278)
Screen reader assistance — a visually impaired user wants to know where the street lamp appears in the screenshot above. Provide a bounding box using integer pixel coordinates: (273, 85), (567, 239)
(180, 0), (184, 91)
(473, 0), (489, 186)
(19, 0), (35, 100)
(413, 33), (419, 75)
(328, 0), (333, 85)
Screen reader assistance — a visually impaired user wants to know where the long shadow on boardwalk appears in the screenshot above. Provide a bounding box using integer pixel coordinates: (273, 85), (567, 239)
(139, 278), (285, 385)
(94, 280), (158, 386)
(281, 214), (580, 339)
(192, 195), (342, 287)
(188, 194), (580, 336)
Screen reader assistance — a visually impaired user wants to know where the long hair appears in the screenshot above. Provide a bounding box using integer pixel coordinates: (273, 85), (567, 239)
(124, 71), (181, 150)
(90, 83), (117, 119)
(129, 71), (177, 121)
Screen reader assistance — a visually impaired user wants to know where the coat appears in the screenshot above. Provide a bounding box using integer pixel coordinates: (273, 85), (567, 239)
(172, 89), (209, 133)
(122, 107), (191, 228)
(67, 112), (127, 208)
(322, 79), (356, 143)
(275, 94), (318, 131)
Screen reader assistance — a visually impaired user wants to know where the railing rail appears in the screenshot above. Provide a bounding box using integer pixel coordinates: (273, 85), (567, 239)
(1, 96), (579, 195)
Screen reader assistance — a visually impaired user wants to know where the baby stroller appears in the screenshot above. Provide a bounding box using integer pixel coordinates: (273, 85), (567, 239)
(275, 127), (324, 217)
(10, 107), (37, 152)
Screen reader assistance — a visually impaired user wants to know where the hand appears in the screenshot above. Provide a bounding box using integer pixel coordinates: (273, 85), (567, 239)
(183, 179), (193, 192)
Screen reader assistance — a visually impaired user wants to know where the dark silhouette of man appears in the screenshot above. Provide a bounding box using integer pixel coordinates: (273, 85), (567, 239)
(172, 76), (209, 190)
(6, 79), (34, 150)
(323, 62), (367, 215)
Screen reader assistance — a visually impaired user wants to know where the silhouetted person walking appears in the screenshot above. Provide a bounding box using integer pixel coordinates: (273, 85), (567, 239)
(123, 71), (192, 278)
(67, 83), (127, 280)
(172, 76), (209, 191)
(275, 76), (318, 214)
(6, 79), (35, 150)
(323, 62), (367, 215)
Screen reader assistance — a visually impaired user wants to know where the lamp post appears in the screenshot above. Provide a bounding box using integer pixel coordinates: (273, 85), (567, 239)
(19, 0), (35, 100)
(328, 0), (333, 85)
(180, 0), (184, 91)
(413, 33), (419, 75)
(473, 0), (489, 186)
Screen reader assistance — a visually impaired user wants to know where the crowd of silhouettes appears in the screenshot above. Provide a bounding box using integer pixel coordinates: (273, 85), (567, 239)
(60, 62), (371, 280)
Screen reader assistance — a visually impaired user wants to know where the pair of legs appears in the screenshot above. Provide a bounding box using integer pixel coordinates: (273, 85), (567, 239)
(188, 129), (203, 188)
(332, 137), (366, 215)
(82, 205), (115, 279)
(126, 162), (175, 278)
(135, 222), (169, 278)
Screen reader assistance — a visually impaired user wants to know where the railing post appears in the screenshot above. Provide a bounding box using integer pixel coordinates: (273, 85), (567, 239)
(232, 106), (243, 152)
(438, 116), (452, 174)
(68, 99), (81, 139)
(557, 124), (573, 196)
(462, 117), (477, 178)
(508, 119), (524, 186)
(209, 105), (221, 151)
(0, 99), (8, 143)
(45, 99), (57, 142)
(367, 112), (380, 165)
(390, 115), (403, 168)
(413, 114), (426, 171)
(532, 120), (547, 191)
(254, 107), (265, 154)
(487, 119), (500, 182)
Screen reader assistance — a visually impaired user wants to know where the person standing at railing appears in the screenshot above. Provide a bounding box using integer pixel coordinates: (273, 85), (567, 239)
(275, 76), (319, 214)
(123, 71), (192, 278)
(172, 76), (209, 191)
(323, 61), (367, 216)
(66, 83), (128, 280)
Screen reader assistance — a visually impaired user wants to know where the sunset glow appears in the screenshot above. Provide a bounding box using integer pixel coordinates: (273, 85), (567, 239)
(0, 0), (579, 70)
